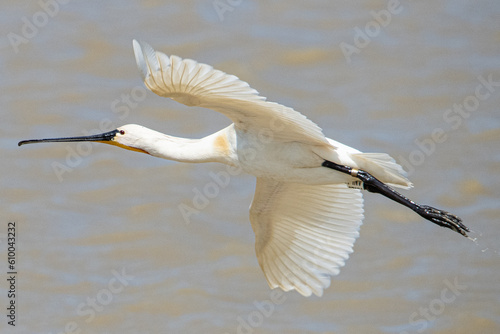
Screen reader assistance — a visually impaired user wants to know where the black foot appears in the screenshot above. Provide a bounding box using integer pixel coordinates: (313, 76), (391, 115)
(321, 160), (470, 237)
(414, 205), (469, 237)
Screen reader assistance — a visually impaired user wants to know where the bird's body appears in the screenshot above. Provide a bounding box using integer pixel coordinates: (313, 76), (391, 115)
(19, 40), (469, 297)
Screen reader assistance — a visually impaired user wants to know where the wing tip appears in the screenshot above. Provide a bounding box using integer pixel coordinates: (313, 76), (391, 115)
(132, 39), (148, 81)
(132, 39), (161, 82)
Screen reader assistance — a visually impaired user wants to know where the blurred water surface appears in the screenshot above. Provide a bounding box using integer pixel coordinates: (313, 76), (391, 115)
(2, 1), (500, 333)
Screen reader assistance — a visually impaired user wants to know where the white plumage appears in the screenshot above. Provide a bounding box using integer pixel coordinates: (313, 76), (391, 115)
(250, 181), (364, 296)
(130, 40), (410, 296)
(25, 39), (455, 297)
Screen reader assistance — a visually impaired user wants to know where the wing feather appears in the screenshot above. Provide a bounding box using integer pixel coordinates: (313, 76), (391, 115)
(132, 40), (328, 145)
(249, 179), (364, 297)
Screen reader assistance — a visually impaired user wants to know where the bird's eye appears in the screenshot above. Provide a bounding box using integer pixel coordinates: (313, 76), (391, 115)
(119, 130), (125, 135)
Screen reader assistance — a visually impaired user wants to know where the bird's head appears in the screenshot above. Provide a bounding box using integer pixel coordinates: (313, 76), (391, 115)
(18, 124), (151, 155)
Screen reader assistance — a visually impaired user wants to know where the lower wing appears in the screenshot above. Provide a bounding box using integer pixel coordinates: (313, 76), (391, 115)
(249, 179), (364, 297)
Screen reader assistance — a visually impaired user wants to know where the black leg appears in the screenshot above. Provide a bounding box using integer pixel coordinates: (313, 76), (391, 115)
(322, 160), (470, 237)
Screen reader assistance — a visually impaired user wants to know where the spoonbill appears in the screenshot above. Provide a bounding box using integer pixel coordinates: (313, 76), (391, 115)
(19, 40), (469, 297)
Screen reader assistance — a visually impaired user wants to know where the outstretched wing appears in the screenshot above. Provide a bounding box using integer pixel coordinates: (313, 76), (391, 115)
(249, 178), (364, 297)
(132, 40), (328, 145)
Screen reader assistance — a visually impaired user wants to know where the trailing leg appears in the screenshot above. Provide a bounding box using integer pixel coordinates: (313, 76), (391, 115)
(322, 160), (469, 237)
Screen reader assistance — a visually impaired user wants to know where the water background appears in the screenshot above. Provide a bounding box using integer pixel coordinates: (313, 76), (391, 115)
(2, 1), (500, 333)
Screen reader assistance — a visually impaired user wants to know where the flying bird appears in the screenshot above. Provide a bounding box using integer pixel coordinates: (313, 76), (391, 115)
(19, 40), (469, 297)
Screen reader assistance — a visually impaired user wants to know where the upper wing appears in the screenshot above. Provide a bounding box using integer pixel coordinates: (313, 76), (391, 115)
(132, 40), (328, 145)
(249, 178), (364, 297)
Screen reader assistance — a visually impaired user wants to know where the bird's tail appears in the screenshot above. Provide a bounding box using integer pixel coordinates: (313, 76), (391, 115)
(350, 152), (413, 189)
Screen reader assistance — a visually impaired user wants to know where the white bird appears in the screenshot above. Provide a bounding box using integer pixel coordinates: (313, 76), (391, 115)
(19, 40), (469, 297)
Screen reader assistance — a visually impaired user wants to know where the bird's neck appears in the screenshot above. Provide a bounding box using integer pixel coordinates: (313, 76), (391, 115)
(144, 124), (237, 165)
